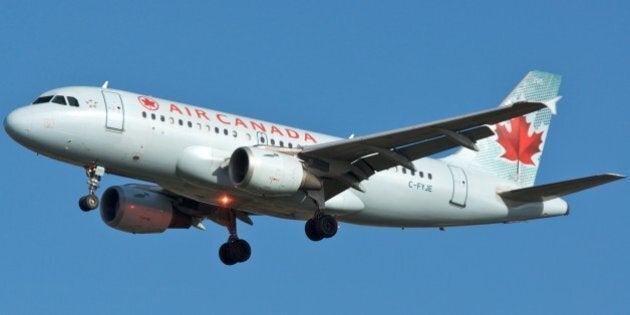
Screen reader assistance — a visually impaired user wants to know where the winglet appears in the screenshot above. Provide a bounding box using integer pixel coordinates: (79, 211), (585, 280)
(101, 81), (109, 89)
(542, 96), (562, 115)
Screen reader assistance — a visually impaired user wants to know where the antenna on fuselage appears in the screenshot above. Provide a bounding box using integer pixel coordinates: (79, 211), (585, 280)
(101, 81), (109, 89)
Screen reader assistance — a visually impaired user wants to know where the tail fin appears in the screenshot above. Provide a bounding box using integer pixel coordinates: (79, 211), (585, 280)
(444, 71), (562, 187)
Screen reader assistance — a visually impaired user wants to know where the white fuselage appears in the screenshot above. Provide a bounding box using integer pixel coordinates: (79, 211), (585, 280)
(4, 86), (569, 228)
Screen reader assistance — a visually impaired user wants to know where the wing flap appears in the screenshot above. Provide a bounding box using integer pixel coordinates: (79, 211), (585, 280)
(498, 173), (625, 202)
(361, 126), (493, 172)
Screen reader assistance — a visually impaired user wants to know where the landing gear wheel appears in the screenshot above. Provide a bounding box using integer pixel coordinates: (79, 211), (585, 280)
(218, 239), (251, 265)
(79, 195), (99, 212)
(233, 239), (251, 263)
(305, 215), (338, 241)
(305, 219), (324, 241)
(315, 214), (338, 239)
(219, 243), (237, 266)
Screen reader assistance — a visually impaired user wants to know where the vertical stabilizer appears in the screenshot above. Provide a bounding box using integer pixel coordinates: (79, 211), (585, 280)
(444, 71), (562, 187)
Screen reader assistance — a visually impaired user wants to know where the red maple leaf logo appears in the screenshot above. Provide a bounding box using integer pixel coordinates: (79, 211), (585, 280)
(495, 116), (543, 165)
(138, 96), (159, 111)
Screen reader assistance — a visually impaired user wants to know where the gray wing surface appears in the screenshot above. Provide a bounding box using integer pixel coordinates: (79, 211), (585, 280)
(298, 101), (548, 199)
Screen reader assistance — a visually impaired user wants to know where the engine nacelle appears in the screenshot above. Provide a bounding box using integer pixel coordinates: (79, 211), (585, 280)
(100, 185), (192, 234)
(229, 147), (321, 196)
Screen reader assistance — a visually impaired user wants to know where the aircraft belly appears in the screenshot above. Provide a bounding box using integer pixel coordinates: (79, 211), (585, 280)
(159, 180), (318, 220)
(341, 160), (516, 227)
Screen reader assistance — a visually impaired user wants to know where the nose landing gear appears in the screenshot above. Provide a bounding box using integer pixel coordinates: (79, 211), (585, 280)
(79, 165), (105, 212)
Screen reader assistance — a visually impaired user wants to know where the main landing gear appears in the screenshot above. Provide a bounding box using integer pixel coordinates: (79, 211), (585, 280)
(79, 165), (105, 212)
(305, 213), (338, 242)
(218, 210), (251, 266)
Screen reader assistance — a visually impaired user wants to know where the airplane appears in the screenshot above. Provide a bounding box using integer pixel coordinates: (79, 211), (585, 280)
(4, 71), (624, 265)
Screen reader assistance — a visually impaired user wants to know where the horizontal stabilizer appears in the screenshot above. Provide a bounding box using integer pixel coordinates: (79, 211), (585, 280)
(499, 173), (625, 202)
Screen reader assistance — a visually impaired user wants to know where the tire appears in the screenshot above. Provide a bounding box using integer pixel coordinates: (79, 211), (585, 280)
(305, 219), (324, 242)
(85, 194), (99, 209)
(234, 239), (251, 263)
(219, 243), (237, 266)
(315, 215), (338, 239)
(79, 196), (93, 212)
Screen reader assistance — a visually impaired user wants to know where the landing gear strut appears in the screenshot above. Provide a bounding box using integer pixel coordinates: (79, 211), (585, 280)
(218, 210), (251, 265)
(305, 213), (338, 242)
(79, 165), (105, 212)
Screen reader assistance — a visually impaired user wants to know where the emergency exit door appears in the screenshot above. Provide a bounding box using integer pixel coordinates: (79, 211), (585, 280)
(448, 165), (468, 207)
(103, 90), (124, 131)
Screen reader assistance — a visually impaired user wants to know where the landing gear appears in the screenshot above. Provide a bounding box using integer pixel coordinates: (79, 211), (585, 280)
(305, 213), (338, 241)
(79, 165), (105, 212)
(218, 209), (251, 265)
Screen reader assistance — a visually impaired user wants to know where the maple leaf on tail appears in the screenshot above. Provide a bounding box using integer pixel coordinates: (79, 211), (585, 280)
(495, 115), (543, 165)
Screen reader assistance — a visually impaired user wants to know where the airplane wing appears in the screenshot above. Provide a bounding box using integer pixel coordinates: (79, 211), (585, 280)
(299, 101), (548, 198)
(498, 173), (625, 202)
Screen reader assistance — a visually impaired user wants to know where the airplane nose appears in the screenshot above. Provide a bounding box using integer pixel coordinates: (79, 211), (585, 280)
(4, 107), (31, 142)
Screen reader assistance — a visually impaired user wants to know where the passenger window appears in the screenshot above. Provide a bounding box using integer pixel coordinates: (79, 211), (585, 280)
(178, 119), (183, 126)
(52, 95), (67, 105)
(215, 127), (220, 134)
(279, 141), (284, 147)
(223, 129), (228, 135)
(288, 143), (293, 148)
(151, 113), (156, 120)
(67, 96), (80, 107)
(260, 136), (266, 144)
(402, 168), (407, 174)
(419, 171), (424, 178)
(169, 117), (175, 124)
(160, 115), (165, 122)
(187, 121), (192, 128)
(232, 130), (238, 137)
(270, 139), (275, 145)
(142, 112), (147, 118)
(32, 95), (53, 104)
(428, 173), (433, 180)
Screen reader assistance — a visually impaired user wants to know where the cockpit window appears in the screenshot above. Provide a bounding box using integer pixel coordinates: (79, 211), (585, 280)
(32, 95), (80, 107)
(68, 96), (79, 107)
(33, 95), (53, 104)
(52, 95), (67, 105)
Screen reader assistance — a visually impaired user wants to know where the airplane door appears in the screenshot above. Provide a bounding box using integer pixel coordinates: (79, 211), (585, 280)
(448, 165), (468, 207)
(102, 90), (124, 131)
(256, 131), (268, 145)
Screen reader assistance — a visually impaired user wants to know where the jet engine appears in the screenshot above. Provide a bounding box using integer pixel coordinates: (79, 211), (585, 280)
(229, 147), (321, 196)
(100, 185), (192, 234)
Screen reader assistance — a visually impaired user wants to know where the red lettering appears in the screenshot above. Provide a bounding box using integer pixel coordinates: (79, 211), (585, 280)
(216, 114), (231, 125)
(304, 132), (317, 143)
(195, 109), (210, 121)
(250, 121), (266, 132)
(285, 128), (299, 139)
(170, 104), (183, 115)
(185, 106), (192, 116)
(234, 118), (248, 129)
(270, 125), (284, 136)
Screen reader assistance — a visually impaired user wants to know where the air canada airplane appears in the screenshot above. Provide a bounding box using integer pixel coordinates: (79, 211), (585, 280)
(4, 71), (624, 265)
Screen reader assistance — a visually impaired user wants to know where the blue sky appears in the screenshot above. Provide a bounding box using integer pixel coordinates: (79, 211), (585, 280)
(1, 1), (629, 314)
